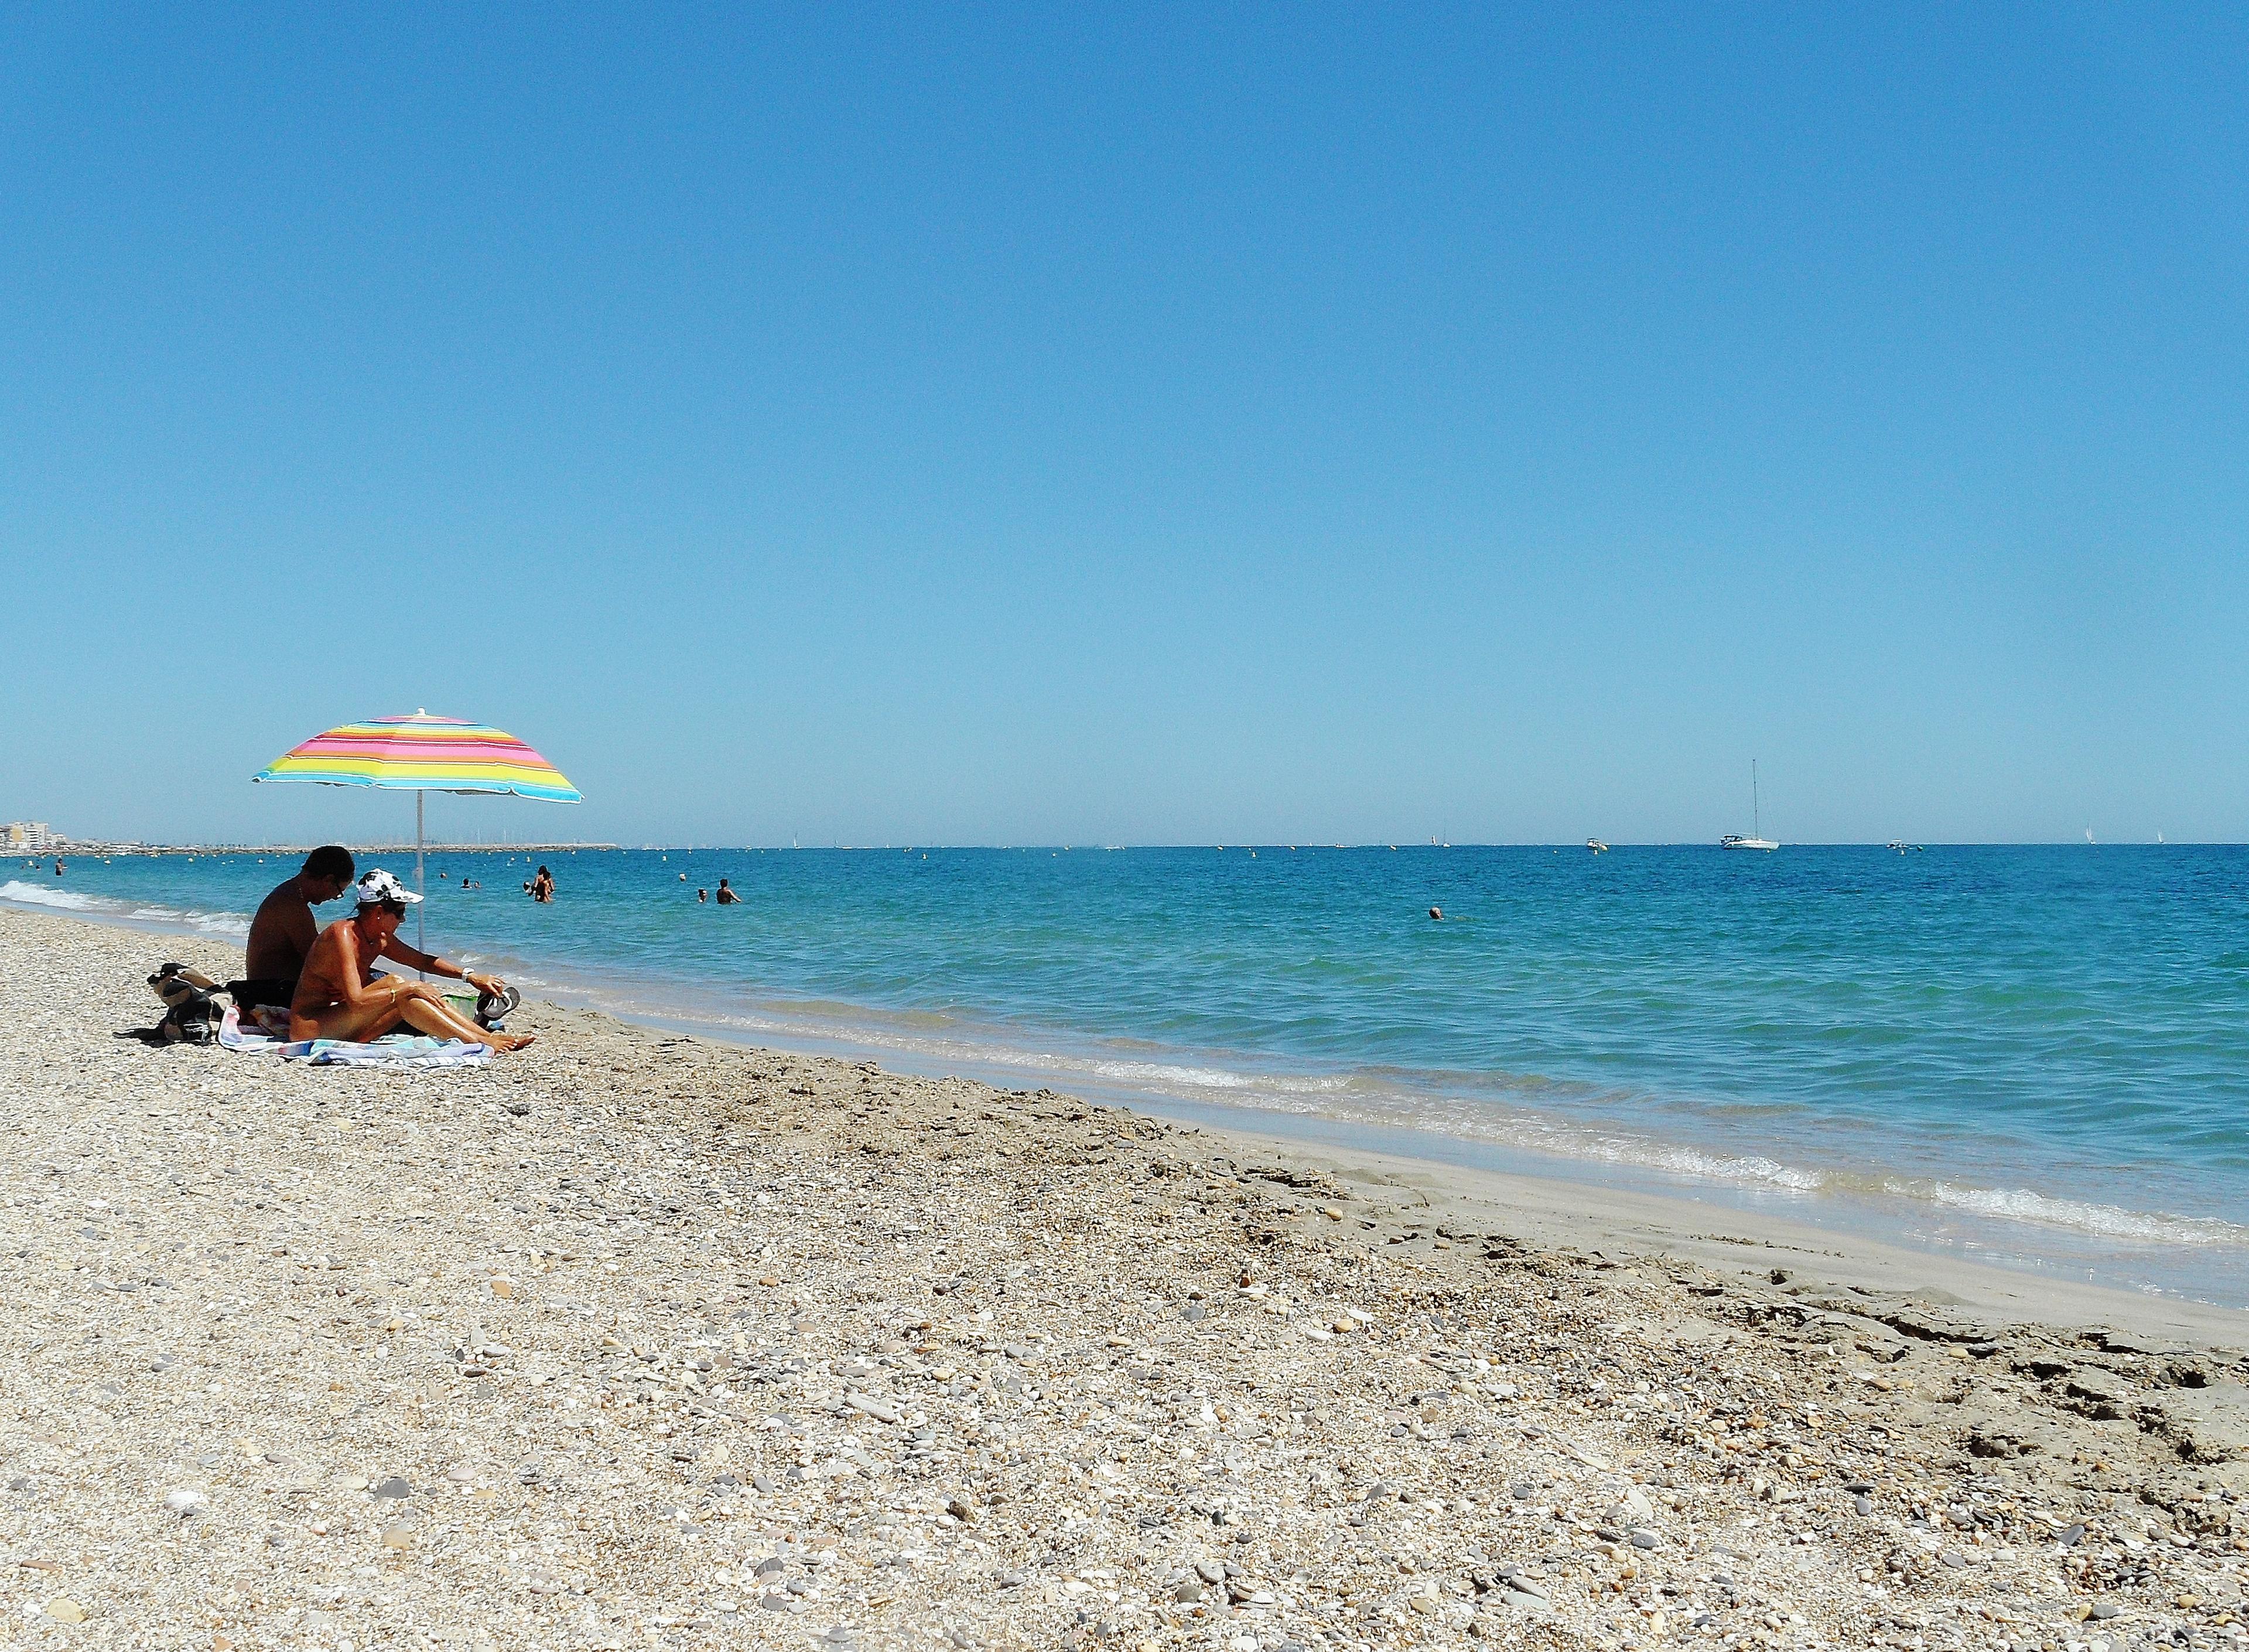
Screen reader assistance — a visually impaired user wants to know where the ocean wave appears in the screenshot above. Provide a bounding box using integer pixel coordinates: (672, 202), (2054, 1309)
(597, 996), (1355, 1097)
(0, 880), (106, 913)
(1288, 1096), (2248, 1251)
(567, 976), (2249, 1261)
(1501, 1124), (2248, 1248)
(141, 907), (252, 939)
(1906, 1180), (2249, 1250)
(1077, 1055), (1351, 1096)
(167, 912), (2229, 1276)
(0, 880), (251, 938)
(1565, 1134), (1831, 1193)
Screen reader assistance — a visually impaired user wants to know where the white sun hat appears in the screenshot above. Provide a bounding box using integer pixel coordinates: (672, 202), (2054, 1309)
(351, 868), (424, 907)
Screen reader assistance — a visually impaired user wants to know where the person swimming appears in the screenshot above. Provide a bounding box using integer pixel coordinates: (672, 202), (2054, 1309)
(715, 878), (741, 905)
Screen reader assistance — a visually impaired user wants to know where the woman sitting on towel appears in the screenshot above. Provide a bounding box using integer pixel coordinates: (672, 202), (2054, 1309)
(289, 870), (534, 1052)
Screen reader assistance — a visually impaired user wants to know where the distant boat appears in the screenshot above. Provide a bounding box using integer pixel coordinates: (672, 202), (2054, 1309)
(1721, 760), (1779, 851)
(1888, 841), (1926, 854)
(2086, 827), (2096, 845)
(1587, 838), (1609, 854)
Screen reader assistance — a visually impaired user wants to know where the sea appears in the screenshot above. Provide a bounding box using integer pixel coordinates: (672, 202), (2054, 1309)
(8, 843), (2247, 1308)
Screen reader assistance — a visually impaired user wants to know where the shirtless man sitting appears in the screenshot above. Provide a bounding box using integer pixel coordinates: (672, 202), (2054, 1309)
(289, 870), (534, 1052)
(233, 845), (358, 1013)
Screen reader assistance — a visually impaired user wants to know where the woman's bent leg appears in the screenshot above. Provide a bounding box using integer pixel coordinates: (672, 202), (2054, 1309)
(397, 986), (535, 1052)
(288, 998), (409, 1043)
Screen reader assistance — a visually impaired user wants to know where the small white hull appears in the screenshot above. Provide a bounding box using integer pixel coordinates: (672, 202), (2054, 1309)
(1720, 836), (1778, 851)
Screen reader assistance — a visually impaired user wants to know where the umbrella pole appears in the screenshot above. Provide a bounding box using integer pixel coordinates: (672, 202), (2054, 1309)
(416, 791), (426, 976)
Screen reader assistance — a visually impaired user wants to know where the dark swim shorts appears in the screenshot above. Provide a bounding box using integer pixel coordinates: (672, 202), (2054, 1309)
(228, 976), (297, 1010)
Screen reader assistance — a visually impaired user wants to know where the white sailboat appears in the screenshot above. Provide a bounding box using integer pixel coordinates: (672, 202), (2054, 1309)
(1721, 760), (1779, 851)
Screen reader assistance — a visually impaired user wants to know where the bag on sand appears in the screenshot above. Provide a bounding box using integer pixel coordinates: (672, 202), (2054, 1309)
(148, 962), (226, 1045)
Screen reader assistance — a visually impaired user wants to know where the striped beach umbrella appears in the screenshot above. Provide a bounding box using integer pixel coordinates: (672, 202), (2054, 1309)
(255, 710), (582, 802)
(255, 710), (581, 953)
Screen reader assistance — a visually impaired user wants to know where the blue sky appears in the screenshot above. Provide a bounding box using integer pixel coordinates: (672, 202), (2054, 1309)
(5, 5), (2246, 846)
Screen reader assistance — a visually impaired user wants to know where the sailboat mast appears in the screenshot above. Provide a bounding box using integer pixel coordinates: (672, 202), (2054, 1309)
(1752, 760), (1760, 842)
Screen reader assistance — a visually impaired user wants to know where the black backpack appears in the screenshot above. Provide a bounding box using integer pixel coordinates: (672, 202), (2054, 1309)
(148, 963), (226, 1045)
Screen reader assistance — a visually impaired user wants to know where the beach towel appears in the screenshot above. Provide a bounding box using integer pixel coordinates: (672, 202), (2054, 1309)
(218, 1005), (491, 1069)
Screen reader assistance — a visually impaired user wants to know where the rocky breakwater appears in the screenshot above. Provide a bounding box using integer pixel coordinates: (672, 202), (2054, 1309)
(0, 903), (2244, 1650)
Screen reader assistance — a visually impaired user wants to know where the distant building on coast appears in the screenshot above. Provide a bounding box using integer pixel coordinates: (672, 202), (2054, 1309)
(3, 821), (57, 852)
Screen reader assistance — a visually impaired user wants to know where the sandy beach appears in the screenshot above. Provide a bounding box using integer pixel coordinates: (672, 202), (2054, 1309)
(2, 904), (2244, 1650)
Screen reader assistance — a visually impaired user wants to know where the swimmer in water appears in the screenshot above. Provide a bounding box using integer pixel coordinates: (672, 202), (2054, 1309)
(1429, 906), (1442, 921)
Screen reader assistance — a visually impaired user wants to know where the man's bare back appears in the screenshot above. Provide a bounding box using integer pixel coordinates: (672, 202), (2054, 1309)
(246, 880), (324, 981)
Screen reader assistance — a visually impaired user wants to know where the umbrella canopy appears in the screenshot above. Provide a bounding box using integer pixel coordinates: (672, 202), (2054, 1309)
(254, 710), (582, 802)
(254, 710), (580, 967)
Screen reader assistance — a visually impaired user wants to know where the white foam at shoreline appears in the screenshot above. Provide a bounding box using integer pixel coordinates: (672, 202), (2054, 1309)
(635, 1000), (1357, 1098)
(1910, 1181), (2249, 1249)
(15, 881), (2244, 1271)
(556, 979), (2249, 1263)
(0, 880), (104, 912)
(0, 881), (251, 938)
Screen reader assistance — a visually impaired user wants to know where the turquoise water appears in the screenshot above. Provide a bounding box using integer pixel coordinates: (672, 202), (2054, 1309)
(11, 844), (2248, 1304)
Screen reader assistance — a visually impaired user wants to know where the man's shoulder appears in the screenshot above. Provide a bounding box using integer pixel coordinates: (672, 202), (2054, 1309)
(253, 877), (304, 912)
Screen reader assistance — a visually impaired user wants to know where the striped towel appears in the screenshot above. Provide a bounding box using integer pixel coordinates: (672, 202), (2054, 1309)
(219, 1005), (490, 1068)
